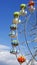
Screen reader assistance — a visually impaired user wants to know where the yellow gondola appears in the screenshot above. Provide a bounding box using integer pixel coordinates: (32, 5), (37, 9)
(20, 4), (27, 9)
(14, 12), (20, 18)
(13, 12), (21, 24)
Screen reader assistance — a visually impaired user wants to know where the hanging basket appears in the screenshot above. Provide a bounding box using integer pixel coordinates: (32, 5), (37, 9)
(13, 12), (21, 24)
(28, 6), (35, 13)
(20, 4), (27, 9)
(10, 49), (19, 55)
(11, 40), (19, 46)
(28, 1), (34, 6)
(20, 4), (27, 16)
(17, 55), (26, 64)
(9, 31), (17, 38)
(10, 24), (17, 30)
(13, 18), (18, 24)
(13, 18), (21, 24)
(20, 10), (27, 16)
(14, 12), (20, 18)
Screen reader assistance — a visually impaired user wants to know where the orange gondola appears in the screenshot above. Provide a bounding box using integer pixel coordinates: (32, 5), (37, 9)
(17, 55), (26, 64)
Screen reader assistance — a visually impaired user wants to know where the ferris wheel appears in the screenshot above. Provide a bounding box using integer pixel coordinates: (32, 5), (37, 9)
(9, 0), (37, 65)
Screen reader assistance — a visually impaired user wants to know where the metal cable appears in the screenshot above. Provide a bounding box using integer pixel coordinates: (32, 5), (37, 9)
(24, 14), (37, 61)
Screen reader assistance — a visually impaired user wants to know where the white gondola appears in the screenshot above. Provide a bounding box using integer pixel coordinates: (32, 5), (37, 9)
(9, 31), (17, 38)
(20, 10), (27, 16)
(10, 49), (19, 55)
(29, 6), (35, 13)
(10, 24), (17, 30)
(13, 18), (21, 24)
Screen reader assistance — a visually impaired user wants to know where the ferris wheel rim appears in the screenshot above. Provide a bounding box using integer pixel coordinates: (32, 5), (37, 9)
(23, 13), (37, 61)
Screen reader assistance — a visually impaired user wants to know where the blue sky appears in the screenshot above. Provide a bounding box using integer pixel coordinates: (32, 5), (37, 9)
(0, 0), (37, 46)
(0, 0), (37, 63)
(0, 0), (36, 43)
(0, 0), (29, 46)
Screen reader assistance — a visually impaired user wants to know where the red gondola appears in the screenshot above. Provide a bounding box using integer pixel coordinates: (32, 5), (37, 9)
(28, 0), (35, 6)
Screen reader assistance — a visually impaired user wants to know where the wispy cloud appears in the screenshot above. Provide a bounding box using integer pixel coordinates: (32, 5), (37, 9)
(0, 44), (27, 65)
(0, 44), (37, 65)
(0, 44), (10, 50)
